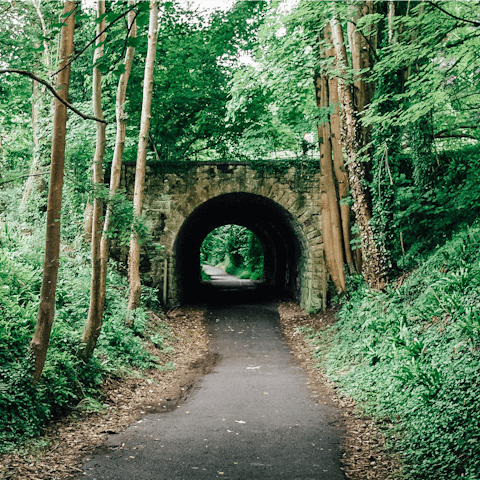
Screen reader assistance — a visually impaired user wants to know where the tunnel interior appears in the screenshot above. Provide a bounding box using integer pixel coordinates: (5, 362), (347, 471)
(173, 192), (307, 304)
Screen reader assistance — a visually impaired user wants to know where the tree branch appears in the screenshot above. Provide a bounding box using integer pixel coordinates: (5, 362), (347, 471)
(0, 171), (49, 187)
(0, 69), (108, 124)
(426, 1), (480, 27)
(445, 29), (480, 49)
(0, 3), (13, 16)
(118, 10), (139, 62)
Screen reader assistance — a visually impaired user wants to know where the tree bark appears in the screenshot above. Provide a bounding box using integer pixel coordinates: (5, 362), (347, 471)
(30, 1), (76, 382)
(127, 0), (159, 312)
(79, 2), (137, 358)
(317, 75), (346, 293)
(83, 201), (94, 242)
(328, 70), (355, 273)
(388, 0), (395, 43)
(316, 22), (359, 293)
(348, 0), (376, 163)
(100, 2), (137, 305)
(80, 0), (106, 360)
(331, 11), (387, 290)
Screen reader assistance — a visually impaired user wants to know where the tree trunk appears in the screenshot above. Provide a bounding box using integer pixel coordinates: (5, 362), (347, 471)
(127, 0), (159, 312)
(21, 0), (52, 207)
(83, 201), (94, 242)
(331, 12), (387, 290)
(407, 4), (436, 190)
(329, 75), (356, 274)
(21, 79), (42, 207)
(328, 71), (355, 274)
(348, 1), (376, 114)
(80, 2), (137, 359)
(317, 75), (346, 293)
(388, 0), (395, 43)
(316, 25), (348, 293)
(30, 1), (76, 382)
(80, 0), (106, 360)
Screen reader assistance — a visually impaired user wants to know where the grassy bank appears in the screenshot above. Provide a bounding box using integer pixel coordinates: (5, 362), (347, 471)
(301, 222), (480, 479)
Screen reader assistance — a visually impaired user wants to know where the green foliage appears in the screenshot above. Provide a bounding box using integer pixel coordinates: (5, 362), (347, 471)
(226, 1), (323, 160)
(200, 224), (264, 281)
(389, 146), (480, 269)
(361, 1), (480, 271)
(0, 218), (172, 453)
(319, 222), (480, 480)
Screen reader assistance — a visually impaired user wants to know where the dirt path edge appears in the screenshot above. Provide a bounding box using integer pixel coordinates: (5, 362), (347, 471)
(0, 307), (212, 480)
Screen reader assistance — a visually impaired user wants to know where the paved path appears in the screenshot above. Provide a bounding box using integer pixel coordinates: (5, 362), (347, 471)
(75, 300), (346, 479)
(201, 265), (258, 290)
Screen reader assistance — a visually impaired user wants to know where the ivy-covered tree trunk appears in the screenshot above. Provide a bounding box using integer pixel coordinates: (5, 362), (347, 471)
(80, 0), (106, 359)
(369, 1), (407, 265)
(30, 1), (77, 381)
(127, 0), (159, 312)
(331, 11), (388, 290)
(404, 3), (437, 192)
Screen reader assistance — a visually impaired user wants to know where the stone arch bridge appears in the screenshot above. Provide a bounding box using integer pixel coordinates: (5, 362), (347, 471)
(120, 160), (327, 312)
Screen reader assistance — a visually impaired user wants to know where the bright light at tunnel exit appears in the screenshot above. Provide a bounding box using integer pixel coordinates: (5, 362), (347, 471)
(200, 224), (264, 282)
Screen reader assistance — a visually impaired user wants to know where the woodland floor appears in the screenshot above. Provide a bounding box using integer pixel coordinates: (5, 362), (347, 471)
(0, 303), (400, 480)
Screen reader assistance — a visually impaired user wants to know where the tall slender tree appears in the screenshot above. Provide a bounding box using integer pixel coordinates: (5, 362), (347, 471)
(80, 0), (106, 360)
(30, 0), (77, 381)
(127, 0), (159, 312)
(21, 0), (53, 207)
(80, 2), (138, 358)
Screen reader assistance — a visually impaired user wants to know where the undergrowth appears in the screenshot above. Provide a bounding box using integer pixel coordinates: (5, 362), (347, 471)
(0, 199), (172, 453)
(319, 222), (480, 479)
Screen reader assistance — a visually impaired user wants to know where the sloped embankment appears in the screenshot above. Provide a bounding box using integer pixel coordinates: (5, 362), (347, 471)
(284, 223), (480, 480)
(0, 308), (211, 480)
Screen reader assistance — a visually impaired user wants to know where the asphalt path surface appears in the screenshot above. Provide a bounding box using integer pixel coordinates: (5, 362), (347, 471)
(75, 270), (346, 479)
(201, 265), (258, 290)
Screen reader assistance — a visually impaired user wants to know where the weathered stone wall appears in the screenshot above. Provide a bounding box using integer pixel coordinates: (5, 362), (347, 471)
(121, 161), (326, 312)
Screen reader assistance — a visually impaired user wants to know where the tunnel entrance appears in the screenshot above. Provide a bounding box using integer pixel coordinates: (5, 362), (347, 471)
(173, 193), (307, 304)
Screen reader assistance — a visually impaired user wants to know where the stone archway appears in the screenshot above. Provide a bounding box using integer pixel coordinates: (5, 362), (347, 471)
(121, 160), (326, 311)
(173, 193), (306, 304)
